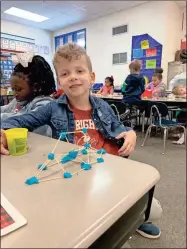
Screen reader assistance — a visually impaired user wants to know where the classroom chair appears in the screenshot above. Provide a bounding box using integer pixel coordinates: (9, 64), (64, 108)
(106, 100), (133, 127)
(91, 83), (103, 93)
(141, 102), (186, 154)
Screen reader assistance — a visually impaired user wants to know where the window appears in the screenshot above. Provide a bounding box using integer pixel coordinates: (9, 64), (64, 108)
(113, 53), (127, 65)
(112, 25), (128, 36)
(55, 29), (86, 51)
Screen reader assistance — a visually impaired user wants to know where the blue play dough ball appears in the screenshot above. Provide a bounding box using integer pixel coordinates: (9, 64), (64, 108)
(64, 172), (72, 178)
(97, 148), (106, 155)
(38, 164), (47, 170)
(97, 157), (104, 163)
(81, 149), (88, 155)
(25, 176), (39, 185)
(68, 150), (79, 159)
(82, 128), (88, 134)
(84, 143), (90, 149)
(60, 132), (67, 139)
(61, 155), (73, 164)
(81, 163), (92, 170)
(48, 152), (54, 160)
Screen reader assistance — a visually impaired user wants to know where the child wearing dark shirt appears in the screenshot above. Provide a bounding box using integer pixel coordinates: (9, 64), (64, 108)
(122, 60), (145, 103)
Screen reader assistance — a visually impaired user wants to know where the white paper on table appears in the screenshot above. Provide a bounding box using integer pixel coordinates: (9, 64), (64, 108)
(1, 193), (27, 236)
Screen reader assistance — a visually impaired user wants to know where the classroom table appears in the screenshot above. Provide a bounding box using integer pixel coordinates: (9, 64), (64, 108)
(141, 97), (187, 109)
(93, 94), (186, 109)
(1, 133), (160, 248)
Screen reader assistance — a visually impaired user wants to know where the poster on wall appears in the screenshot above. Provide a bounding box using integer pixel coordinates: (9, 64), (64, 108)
(55, 29), (86, 51)
(2, 38), (9, 49)
(67, 35), (73, 43)
(131, 33), (162, 84)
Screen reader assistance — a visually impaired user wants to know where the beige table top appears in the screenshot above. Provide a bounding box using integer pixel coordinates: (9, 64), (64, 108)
(1, 133), (160, 248)
(141, 97), (187, 103)
(92, 93), (123, 100)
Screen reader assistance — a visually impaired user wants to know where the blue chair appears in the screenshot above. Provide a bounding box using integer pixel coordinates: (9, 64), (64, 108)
(91, 83), (103, 93)
(141, 102), (186, 154)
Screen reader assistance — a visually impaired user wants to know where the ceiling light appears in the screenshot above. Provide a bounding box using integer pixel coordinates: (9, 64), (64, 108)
(4, 7), (49, 22)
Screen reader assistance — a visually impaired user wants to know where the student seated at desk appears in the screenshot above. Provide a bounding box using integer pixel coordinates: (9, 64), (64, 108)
(172, 85), (186, 98)
(1, 43), (162, 239)
(97, 76), (114, 95)
(0, 54), (56, 137)
(171, 85), (186, 145)
(122, 60), (145, 103)
(145, 68), (166, 97)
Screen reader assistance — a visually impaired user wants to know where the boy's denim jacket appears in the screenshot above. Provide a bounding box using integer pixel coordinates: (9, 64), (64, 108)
(1, 95), (131, 144)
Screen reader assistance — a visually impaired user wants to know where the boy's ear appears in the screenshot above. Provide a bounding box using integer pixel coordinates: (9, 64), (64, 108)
(56, 78), (61, 88)
(90, 72), (95, 86)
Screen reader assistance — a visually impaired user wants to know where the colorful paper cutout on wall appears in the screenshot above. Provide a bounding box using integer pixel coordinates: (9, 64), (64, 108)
(141, 40), (149, 49)
(133, 49), (143, 59)
(146, 59), (156, 69)
(146, 48), (157, 57)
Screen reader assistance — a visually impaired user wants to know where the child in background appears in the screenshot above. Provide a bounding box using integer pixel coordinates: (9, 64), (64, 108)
(146, 68), (166, 97)
(1, 44), (162, 239)
(1, 54), (56, 137)
(97, 76), (114, 95)
(122, 60), (145, 103)
(172, 85), (186, 98)
(171, 85), (186, 145)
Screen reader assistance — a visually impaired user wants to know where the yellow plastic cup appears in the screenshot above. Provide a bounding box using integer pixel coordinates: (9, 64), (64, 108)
(5, 128), (28, 156)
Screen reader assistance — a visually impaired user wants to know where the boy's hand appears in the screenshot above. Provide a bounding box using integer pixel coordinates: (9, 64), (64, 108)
(116, 130), (136, 157)
(1, 129), (10, 155)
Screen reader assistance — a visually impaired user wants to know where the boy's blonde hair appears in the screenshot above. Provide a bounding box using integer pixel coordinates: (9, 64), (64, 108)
(172, 85), (182, 95)
(53, 43), (92, 73)
(129, 60), (142, 72)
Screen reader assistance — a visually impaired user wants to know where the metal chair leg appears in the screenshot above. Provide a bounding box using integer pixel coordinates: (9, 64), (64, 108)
(181, 126), (186, 146)
(141, 125), (152, 146)
(162, 128), (167, 155)
(141, 111), (145, 137)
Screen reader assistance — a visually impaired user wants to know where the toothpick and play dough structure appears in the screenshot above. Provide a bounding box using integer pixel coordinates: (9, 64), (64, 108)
(25, 128), (106, 185)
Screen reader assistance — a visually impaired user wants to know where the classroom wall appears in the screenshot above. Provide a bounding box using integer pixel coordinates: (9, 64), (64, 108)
(1, 19), (53, 69)
(53, 1), (183, 85)
(162, 1), (183, 82)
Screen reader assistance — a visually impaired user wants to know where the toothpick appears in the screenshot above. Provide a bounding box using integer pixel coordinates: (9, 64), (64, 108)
(34, 159), (49, 176)
(90, 161), (97, 165)
(39, 176), (63, 183)
(52, 137), (61, 153)
(65, 136), (70, 143)
(72, 168), (84, 176)
(38, 168), (63, 181)
(66, 130), (84, 134)
(87, 151), (90, 164)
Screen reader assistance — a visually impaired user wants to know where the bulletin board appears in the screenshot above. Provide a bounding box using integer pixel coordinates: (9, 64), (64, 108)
(55, 28), (86, 51)
(0, 32), (35, 53)
(131, 33), (162, 84)
(0, 53), (16, 86)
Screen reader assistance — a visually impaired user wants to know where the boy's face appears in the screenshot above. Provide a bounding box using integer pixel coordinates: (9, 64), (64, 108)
(56, 56), (95, 99)
(179, 86), (186, 95)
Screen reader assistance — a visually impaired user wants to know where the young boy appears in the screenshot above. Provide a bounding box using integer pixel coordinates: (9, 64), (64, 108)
(122, 60), (145, 103)
(0, 44), (161, 239)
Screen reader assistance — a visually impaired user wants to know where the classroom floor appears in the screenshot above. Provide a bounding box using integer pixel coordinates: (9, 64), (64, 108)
(123, 134), (186, 248)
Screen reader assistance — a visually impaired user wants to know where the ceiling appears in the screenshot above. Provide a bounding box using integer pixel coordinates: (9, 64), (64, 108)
(1, 1), (148, 31)
(1, 1), (186, 32)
